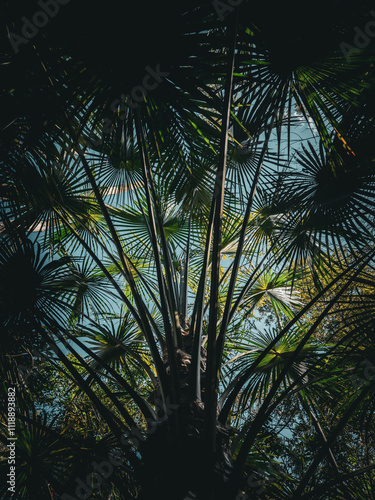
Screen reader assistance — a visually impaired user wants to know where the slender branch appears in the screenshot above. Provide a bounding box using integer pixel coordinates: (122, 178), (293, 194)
(68, 126), (167, 362)
(299, 395), (339, 473)
(71, 131), (142, 294)
(39, 330), (122, 438)
(205, 10), (239, 475)
(180, 217), (191, 324)
(219, 249), (373, 425)
(228, 247), (375, 490)
(137, 118), (182, 349)
(62, 327), (156, 423)
(216, 112), (277, 370)
(301, 464), (375, 499)
(52, 328), (140, 430)
(55, 208), (167, 388)
(292, 384), (373, 498)
(227, 240), (280, 325)
(189, 207), (214, 400)
(134, 113), (182, 406)
(58, 202), (165, 347)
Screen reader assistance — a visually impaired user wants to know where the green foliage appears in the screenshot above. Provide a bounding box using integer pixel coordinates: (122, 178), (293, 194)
(1, 1), (375, 498)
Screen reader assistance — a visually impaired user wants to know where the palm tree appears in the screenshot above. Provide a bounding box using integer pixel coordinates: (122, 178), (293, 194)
(1, 1), (375, 498)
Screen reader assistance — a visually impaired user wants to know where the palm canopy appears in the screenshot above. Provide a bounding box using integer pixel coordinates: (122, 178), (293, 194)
(1, 1), (375, 499)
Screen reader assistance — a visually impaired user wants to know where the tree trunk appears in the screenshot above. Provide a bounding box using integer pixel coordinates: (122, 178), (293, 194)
(140, 327), (234, 499)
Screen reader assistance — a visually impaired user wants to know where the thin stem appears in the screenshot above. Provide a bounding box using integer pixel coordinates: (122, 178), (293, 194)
(229, 247), (375, 490)
(189, 207), (214, 400)
(55, 208), (167, 388)
(292, 385), (372, 498)
(218, 256), (358, 424)
(216, 112), (277, 371)
(62, 327), (156, 422)
(205, 9), (239, 479)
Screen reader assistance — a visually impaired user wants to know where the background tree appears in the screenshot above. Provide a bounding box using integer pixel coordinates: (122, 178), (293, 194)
(1, 1), (375, 499)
